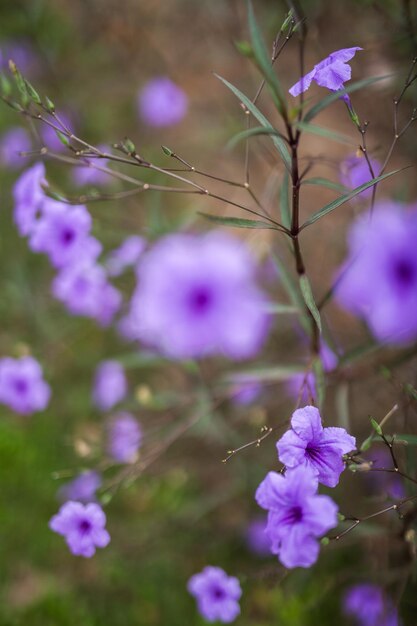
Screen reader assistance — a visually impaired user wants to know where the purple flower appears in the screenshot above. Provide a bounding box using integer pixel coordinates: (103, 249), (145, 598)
(0, 40), (40, 77)
(287, 341), (338, 403)
(340, 154), (381, 199)
(0, 127), (32, 169)
(41, 111), (74, 152)
(229, 376), (263, 406)
(0, 356), (51, 415)
(365, 447), (406, 500)
(71, 145), (112, 187)
(244, 517), (271, 556)
(58, 471), (102, 504)
(13, 162), (47, 236)
(105, 235), (147, 277)
(92, 361), (127, 411)
(107, 412), (142, 463)
(49, 501), (110, 558)
(52, 262), (121, 326)
(138, 77), (188, 127)
(289, 47), (362, 97)
(335, 201), (417, 344)
(255, 466), (338, 568)
(187, 566), (242, 623)
(29, 200), (99, 269)
(128, 232), (270, 359)
(277, 405), (355, 487)
(343, 584), (400, 626)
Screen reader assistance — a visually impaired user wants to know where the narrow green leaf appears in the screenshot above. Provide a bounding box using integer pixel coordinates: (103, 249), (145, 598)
(304, 74), (393, 123)
(228, 126), (288, 149)
(299, 274), (322, 333)
(226, 365), (304, 383)
(313, 355), (325, 409)
(266, 303), (299, 314)
(301, 169), (402, 230)
(302, 177), (347, 194)
(395, 434), (417, 445)
(198, 212), (278, 230)
(279, 172), (291, 230)
(296, 121), (355, 145)
(215, 73), (291, 171)
(272, 253), (310, 335)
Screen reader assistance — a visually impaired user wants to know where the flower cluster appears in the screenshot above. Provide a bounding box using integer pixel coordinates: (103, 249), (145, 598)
(0, 355), (50, 415)
(187, 566), (242, 623)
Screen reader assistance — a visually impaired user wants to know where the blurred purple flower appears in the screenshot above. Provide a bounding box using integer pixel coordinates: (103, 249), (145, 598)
(277, 405), (356, 487)
(245, 517), (271, 556)
(52, 262), (121, 326)
(0, 355), (50, 415)
(255, 466), (338, 568)
(187, 566), (242, 623)
(71, 145), (112, 187)
(58, 471), (102, 504)
(0, 127), (32, 169)
(29, 200), (100, 269)
(92, 360), (127, 411)
(49, 501), (110, 558)
(106, 235), (147, 277)
(128, 232), (270, 360)
(289, 47), (362, 97)
(13, 162), (47, 236)
(41, 111), (74, 152)
(138, 77), (188, 127)
(340, 154), (381, 199)
(287, 341), (338, 403)
(107, 412), (142, 463)
(229, 376), (263, 406)
(0, 40), (40, 76)
(343, 583), (400, 626)
(335, 202), (417, 344)
(365, 447), (406, 500)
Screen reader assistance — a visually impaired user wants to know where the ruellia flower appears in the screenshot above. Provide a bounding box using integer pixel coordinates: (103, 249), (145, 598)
(335, 202), (417, 345)
(138, 77), (188, 127)
(339, 154), (381, 199)
(229, 376), (263, 406)
(342, 583), (400, 626)
(29, 200), (100, 269)
(13, 162), (47, 236)
(0, 355), (51, 415)
(0, 126), (32, 169)
(277, 405), (355, 487)
(41, 111), (74, 152)
(289, 47), (362, 97)
(128, 232), (270, 360)
(49, 501), (110, 558)
(107, 412), (142, 464)
(255, 466), (338, 568)
(92, 361), (127, 412)
(71, 145), (112, 187)
(187, 566), (242, 623)
(105, 235), (147, 277)
(58, 471), (102, 504)
(244, 517), (271, 556)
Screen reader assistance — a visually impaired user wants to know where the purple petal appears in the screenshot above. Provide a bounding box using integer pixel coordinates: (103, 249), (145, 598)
(291, 405), (323, 441)
(276, 429), (307, 467)
(321, 427), (356, 454)
(255, 471), (286, 510)
(289, 68), (317, 97)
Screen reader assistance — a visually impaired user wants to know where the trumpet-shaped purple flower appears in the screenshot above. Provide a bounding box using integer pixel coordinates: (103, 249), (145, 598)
(29, 201), (99, 268)
(107, 412), (142, 463)
(52, 262), (121, 326)
(255, 466), (338, 568)
(335, 202), (417, 344)
(187, 566), (242, 623)
(13, 162), (47, 236)
(0, 356), (51, 415)
(340, 154), (381, 199)
(58, 471), (102, 504)
(289, 47), (362, 97)
(277, 405), (355, 487)
(138, 77), (188, 127)
(128, 232), (270, 359)
(106, 235), (147, 277)
(0, 127), (32, 169)
(49, 501), (110, 558)
(343, 584), (400, 626)
(93, 361), (127, 411)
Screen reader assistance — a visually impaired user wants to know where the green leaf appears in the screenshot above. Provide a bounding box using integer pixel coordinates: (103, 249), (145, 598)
(299, 274), (322, 333)
(313, 355), (325, 409)
(304, 74), (393, 123)
(227, 126), (288, 149)
(279, 172), (291, 230)
(215, 73), (291, 171)
(234, 40), (253, 57)
(266, 303), (299, 314)
(272, 253), (310, 335)
(301, 169), (403, 230)
(302, 177), (347, 194)
(226, 365), (304, 383)
(395, 434), (417, 445)
(296, 121), (355, 145)
(198, 212), (279, 230)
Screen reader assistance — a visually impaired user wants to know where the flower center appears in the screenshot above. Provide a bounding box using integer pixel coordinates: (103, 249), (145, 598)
(188, 286), (212, 314)
(211, 585), (226, 601)
(79, 519), (92, 534)
(14, 378), (28, 395)
(288, 506), (303, 523)
(61, 228), (76, 245)
(393, 258), (415, 287)
(305, 444), (321, 462)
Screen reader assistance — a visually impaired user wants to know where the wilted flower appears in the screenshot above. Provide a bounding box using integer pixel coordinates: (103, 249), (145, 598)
(335, 202), (417, 344)
(49, 501), (110, 557)
(13, 162), (47, 236)
(340, 154), (381, 199)
(138, 77), (188, 127)
(58, 471), (102, 504)
(92, 360), (127, 411)
(106, 235), (147, 277)
(107, 412), (142, 463)
(244, 517), (271, 556)
(0, 127), (32, 169)
(255, 466), (338, 568)
(277, 405), (356, 487)
(187, 566), (242, 623)
(0, 355), (51, 415)
(343, 583), (400, 626)
(289, 47), (362, 97)
(128, 232), (270, 360)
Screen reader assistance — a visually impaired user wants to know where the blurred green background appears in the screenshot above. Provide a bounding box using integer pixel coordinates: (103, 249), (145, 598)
(0, 1), (416, 624)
